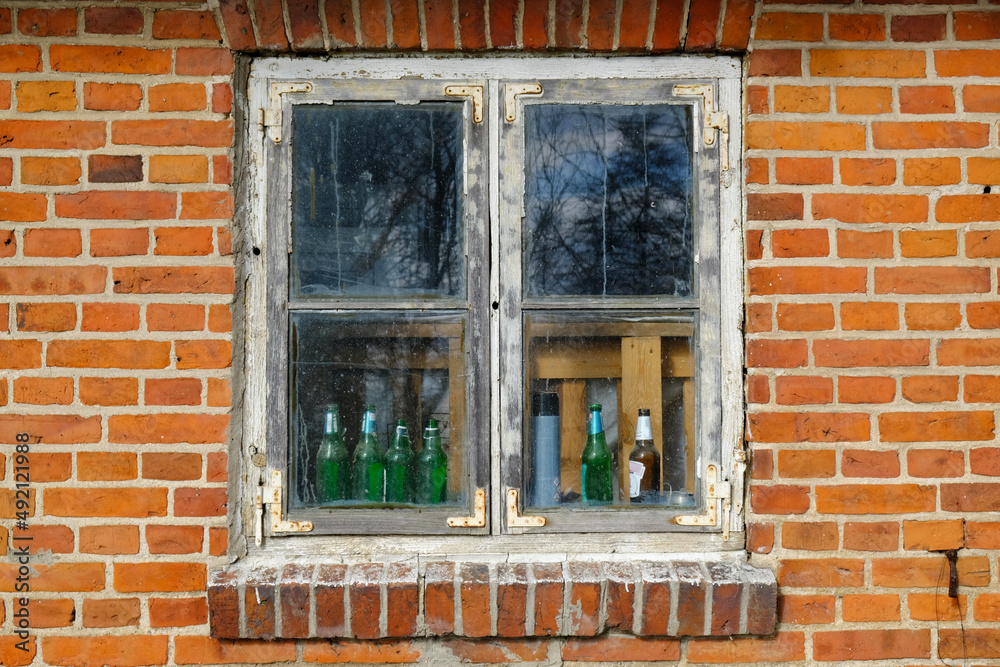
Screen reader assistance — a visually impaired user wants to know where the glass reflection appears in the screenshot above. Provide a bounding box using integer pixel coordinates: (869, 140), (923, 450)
(291, 103), (465, 299)
(523, 104), (693, 298)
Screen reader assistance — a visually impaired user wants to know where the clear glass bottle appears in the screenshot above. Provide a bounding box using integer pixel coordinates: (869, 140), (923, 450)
(415, 418), (448, 504)
(385, 419), (415, 503)
(628, 408), (661, 503)
(315, 404), (350, 503)
(352, 404), (385, 503)
(581, 404), (614, 505)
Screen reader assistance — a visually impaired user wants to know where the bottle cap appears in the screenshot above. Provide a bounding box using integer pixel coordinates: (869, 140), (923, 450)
(396, 419), (406, 426)
(588, 403), (602, 411)
(366, 404), (376, 412)
(638, 408), (650, 416)
(326, 403), (339, 412)
(532, 392), (560, 417)
(426, 418), (438, 429)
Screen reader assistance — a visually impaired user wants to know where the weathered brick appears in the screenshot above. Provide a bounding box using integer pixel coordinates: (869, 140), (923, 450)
(46, 488), (167, 518)
(817, 485), (936, 514)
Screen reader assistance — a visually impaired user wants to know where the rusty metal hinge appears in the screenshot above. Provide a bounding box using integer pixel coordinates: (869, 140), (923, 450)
(255, 470), (313, 545)
(262, 81), (313, 144)
(504, 82), (542, 122)
(671, 464), (731, 541)
(444, 85), (484, 124)
(506, 488), (545, 528)
(673, 84), (729, 172)
(447, 488), (486, 528)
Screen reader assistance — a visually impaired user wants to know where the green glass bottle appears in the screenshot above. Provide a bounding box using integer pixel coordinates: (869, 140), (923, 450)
(385, 419), (415, 503)
(315, 404), (350, 503)
(352, 404), (385, 503)
(416, 418), (448, 504)
(581, 404), (614, 505)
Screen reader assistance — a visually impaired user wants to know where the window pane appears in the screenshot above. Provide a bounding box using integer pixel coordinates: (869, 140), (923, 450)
(291, 103), (465, 299)
(523, 104), (693, 298)
(288, 311), (467, 509)
(523, 312), (696, 509)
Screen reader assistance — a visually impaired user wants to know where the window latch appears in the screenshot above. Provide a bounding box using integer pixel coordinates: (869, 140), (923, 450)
(504, 82), (542, 122)
(673, 84), (729, 172)
(262, 81), (314, 144)
(254, 470), (314, 545)
(506, 488), (546, 528)
(671, 464), (731, 541)
(444, 85), (484, 124)
(446, 488), (487, 528)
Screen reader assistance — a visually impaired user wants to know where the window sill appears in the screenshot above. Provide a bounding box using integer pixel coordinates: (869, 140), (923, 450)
(208, 558), (776, 640)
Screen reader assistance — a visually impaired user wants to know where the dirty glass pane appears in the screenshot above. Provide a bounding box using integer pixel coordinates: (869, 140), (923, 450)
(291, 103), (465, 299)
(523, 104), (693, 298)
(288, 311), (467, 509)
(522, 312), (696, 509)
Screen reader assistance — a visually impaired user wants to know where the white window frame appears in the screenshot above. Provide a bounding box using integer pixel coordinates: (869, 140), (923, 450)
(240, 56), (745, 556)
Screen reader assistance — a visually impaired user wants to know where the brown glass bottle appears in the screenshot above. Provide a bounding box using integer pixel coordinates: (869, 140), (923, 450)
(628, 408), (661, 503)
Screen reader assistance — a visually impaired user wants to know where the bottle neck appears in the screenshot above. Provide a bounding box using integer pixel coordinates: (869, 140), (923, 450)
(391, 425), (409, 447)
(325, 412), (340, 436)
(362, 411), (376, 435)
(588, 410), (604, 436)
(636, 415), (653, 441)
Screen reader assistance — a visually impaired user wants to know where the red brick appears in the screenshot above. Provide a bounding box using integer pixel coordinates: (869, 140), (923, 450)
(772, 85), (831, 113)
(756, 12), (823, 41)
(901, 375), (959, 403)
(48, 340), (170, 369)
(811, 49), (925, 77)
(82, 598), (140, 628)
(778, 595), (835, 624)
(143, 452), (202, 481)
(13, 377), (72, 406)
(81, 303), (139, 332)
(782, 521), (838, 551)
(0, 562), (105, 592)
(942, 483), (1000, 512)
(972, 448), (1000, 476)
(0, 193), (46, 222)
(56, 191), (175, 220)
(175, 488), (226, 517)
(778, 558), (864, 587)
(938, 195), (1000, 223)
(874, 556), (989, 588)
(843, 521), (898, 551)
(639, 561), (673, 635)
(16, 80), (76, 112)
(907, 449), (965, 478)
(18, 8), (76, 36)
(303, 640), (421, 663)
(146, 378), (201, 406)
(50, 45), (171, 74)
(940, 629), (1000, 659)
(78, 452), (137, 481)
(954, 11), (1000, 40)
(687, 633), (805, 663)
(84, 83), (141, 111)
(212, 84), (232, 114)
(22, 453), (72, 483)
(208, 305), (232, 333)
(110, 414), (228, 444)
(969, 158), (1000, 186)
(745, 157), (767, 183)
(903, 519), (964, 551)
(532, 563), (562, 636)
(44, 636), (169, 667)
(149, 83), (206, 112)
(814, 339), (929, 367)
(0, 158), (9, 185)
(905, 303), (961, 331)
(90, 229), (148, 257)
(892, 14), (945, 42)
(746, 121), (865, 151)
(940, 338), (1000, 366)
(46, 488), (167, 518)
(748, 49), (802, 77)
(746, 229), (763, 259)
(113, 267), (234, 294)
(0, 636), (34, 666)
(720, 0), (755, 51)
(775, 158), (832, 185)
(750, 485), (810, 514)
(424, 0), (457, 50)
(684, 0), (723, 51)
(778, 449), (837, 477)
(111, 120), (233, 147)
(746, 304), (772, 333)
(14, 524), (73, 554)
(842, 594), (900, 622)
(79, 526), (140, 555)
(748, 522), (774, 554)
(775, 376), (833, 405)
(966, 375), (1000, 402)
(85, 8), (143, 35)
(900, 86), (955, 114)
(29, 599), (75, 628)
(772, 229), (829, 257)
(967, 523), (1000, 550)
(207, 452), (227, 482)
(619, 0), (653, 50)
(147, 303), (205, 331)
(154, 227), (214, 256)
(829, 14), (885, 41)
(749, 267), (866, 295)
(909, 592), (966, 621)
(814, 193), (927, 224)
(873, 122), (989, 149)
(16, 302), (76, 332)
(842, 449), (899, 478)
(176, 340), (231, 369)
(840, 157), (895, 186)
(284, 0), (323, 51)
(147, 525), (203, 554)
(816, 484), (936, 514)
(88, 155), (142, 184)
(751, 449), (773, 480)
(79, 377), (138, 406)
(219, 0), (258, 50)
(837, 230), (893, 259)
(899, 229), (957, 256)
(174, 637), (296, 665)
(149, 597), (208, 628)
(748, 193), (803, 220)
(0, 45), (41, 73)
(114, 562), (206, 593)
(0, 414), (102, 444)
(457, 0), (487, 50)
(965, 85), (1000, 112)
(841, 302), (898, 331)
(152, 10), (221, 40)
(880, 411), (993, 442)
(23, 229), (81, 258)
(495, 563), (527, 637)
(746, 339), (808, 368)
(813, 630), (930, 661)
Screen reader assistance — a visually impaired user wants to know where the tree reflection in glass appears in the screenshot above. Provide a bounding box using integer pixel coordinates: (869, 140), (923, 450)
(523, 104), (693, 298)
(291, 103), (465, 300)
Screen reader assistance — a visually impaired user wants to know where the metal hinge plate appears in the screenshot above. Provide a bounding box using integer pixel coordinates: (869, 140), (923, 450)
(262, 81), (313, 144)
(671, 464), (732, 541)
(504, 82), (542, 122)
(444, 85), (484, 124)
(673, 84), (729, 172)
(447, 488), (487, 528)
(506, 488), (546, 528)
(255, 470), (313, 545)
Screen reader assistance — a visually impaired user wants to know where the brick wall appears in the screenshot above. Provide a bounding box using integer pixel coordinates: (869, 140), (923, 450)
(0, 1), (998, 665)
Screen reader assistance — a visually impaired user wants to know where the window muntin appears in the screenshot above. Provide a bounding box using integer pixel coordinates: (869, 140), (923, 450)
(247, 58), (743, 542)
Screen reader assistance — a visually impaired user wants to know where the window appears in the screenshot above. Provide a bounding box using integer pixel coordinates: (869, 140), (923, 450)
(242, 57), (743, 544)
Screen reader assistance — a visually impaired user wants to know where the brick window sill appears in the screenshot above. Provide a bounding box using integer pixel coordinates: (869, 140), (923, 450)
(208, 559), (776, 640)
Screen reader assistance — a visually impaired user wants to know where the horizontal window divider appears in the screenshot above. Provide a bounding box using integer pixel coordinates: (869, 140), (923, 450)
(520, 298), (700, 310)
(287, 300), (469, 311)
